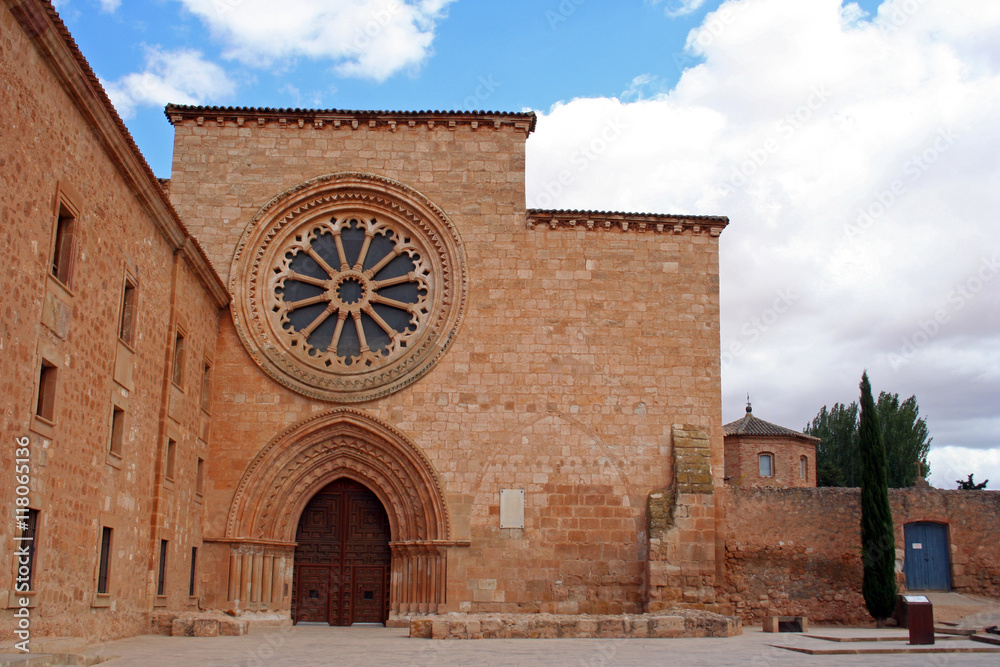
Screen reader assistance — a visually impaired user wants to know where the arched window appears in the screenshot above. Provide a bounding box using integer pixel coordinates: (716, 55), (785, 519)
(758, 453), (774, 477)
(800, 456), (808, 480)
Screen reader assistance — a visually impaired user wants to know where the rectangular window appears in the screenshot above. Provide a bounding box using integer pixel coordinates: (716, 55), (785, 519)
(165, 438), (177, 481)
(189, 547), (198, 597)
(171, 330), (186, 388)
(17, 509), (39, 591)
(759, 454), (773, 478)
(196, 457), (206, 496)
(157, 540), (168, 596)
(109, 406), (125, 457)
(35, 360), (57, 423)
(118, 277), (137, 346)
(97, 527), (112, 594)
(51, 202), (77, 287)
(800, 457), (808, 480)
(200, 361), (212, 412)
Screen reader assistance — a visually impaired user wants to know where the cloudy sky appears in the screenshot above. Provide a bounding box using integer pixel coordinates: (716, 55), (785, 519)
(56, 0), (1000, 488)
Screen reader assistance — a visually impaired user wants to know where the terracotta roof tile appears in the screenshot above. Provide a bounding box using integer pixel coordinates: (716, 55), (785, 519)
(723, 409), (820, 441)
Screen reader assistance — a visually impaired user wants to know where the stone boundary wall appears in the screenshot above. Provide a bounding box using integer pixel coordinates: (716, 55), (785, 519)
(721, 487), (1000, 625)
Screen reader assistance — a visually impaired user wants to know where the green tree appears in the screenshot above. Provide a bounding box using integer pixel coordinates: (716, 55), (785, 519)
(806, 402), (859, 486)
(956, 474), (988, 490)
(805, 390), (931, 488)
(877, 392), (931, 487)
(858, 371), (898, 626)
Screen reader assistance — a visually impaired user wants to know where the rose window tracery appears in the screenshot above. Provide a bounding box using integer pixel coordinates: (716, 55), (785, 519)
(230, 172), (467, 403)
(274, 217), (430, 368)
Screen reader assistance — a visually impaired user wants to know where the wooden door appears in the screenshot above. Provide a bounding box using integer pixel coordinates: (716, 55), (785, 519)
(904, 522), (951, 591)
(292, 479), (391, 625)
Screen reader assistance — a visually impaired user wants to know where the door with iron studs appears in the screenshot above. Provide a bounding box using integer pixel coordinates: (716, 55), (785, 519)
(292, 479), (391, 625)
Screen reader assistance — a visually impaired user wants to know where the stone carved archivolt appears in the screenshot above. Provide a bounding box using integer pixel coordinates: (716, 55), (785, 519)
(231, 172), (467, 402)
(226, 408), (450, 544)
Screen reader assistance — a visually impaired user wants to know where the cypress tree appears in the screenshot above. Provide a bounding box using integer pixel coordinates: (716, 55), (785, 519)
(858, 371), (898, 626)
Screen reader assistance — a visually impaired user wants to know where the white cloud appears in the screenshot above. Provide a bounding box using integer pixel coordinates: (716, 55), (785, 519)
(176, 0), (455, 81)
(99, 0), (121, 12)
(526, 0), (1000, 468)
(928, 446), (999, 490)
(102, 46), (236, 118)
(651, 0), (708, 18)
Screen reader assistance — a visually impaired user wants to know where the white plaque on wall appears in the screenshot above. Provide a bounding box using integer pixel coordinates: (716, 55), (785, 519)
(499, 489), (525, 529)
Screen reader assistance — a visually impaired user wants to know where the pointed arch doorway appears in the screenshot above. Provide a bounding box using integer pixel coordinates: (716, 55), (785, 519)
(292, 478), (391, 625)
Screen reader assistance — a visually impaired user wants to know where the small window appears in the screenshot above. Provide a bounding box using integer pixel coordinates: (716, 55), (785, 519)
(171, 330), (186, 388)
(800, 456), (808, 480)
(118, 277), (137, 346)
(165, 438), (177, 481)
(759, 453), (774, 478)
(196, 457), (206, 496)
(97, 527), (112, 594)
(189, 547), (198, 597)
(157, 540), (168, 596)
(17, 509), (39, 591)
(51, 202), (77, 287)
(35, 360), (58, 423)
(109, 406), (125, 457)
(200, 362), (212, 412)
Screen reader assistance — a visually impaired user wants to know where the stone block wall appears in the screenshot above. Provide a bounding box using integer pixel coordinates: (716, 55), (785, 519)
(646, 425), (722, 612)
(721, 486), (1000, 625)
(0, 0), (225, 642)
(165, 107), (728, 617)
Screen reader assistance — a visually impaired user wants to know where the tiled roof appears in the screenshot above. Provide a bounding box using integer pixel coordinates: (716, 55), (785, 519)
(527, 208), (729, 223)
(723, 408), (820, 441)
(164, 105), (537, 132)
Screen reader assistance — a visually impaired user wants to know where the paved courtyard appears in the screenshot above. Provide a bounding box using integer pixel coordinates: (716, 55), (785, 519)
(66, 624), (997, 667)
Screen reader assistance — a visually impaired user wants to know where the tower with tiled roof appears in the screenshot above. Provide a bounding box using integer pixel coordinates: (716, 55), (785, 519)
(723, 401), (819, 487)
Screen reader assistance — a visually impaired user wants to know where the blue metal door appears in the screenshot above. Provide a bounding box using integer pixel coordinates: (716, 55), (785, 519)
(904, 522), (951, 591)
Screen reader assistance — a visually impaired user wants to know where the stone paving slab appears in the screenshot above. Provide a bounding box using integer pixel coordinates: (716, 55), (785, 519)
(50, 625), (1000, 667)
(804, 632), (966, 642)
(776, 643), (1000, 656)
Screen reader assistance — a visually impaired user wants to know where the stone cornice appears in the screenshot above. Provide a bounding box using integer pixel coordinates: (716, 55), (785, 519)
(6, 0), (229, 308)
(526, 209), (729, 236)
(165, 104), (537, 136)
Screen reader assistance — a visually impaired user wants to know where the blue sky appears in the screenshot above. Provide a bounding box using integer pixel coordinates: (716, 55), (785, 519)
(54, 0), (1000, 487)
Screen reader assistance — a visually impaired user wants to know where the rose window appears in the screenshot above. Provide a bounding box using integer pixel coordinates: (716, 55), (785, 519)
(230, 172), (467, 403)
(274, 217), (430, 368)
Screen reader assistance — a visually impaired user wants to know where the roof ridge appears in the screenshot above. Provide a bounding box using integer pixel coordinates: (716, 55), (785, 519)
(723, 412), (819, 440)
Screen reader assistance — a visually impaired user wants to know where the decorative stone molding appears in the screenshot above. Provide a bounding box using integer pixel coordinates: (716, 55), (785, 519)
(165, 105), (536, 136)
(526, 209), (729, 237)
(229, 172), (468, 402)
(225, 408), (450, 544)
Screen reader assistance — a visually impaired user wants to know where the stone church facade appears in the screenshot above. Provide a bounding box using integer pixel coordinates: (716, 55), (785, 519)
(2, 1), (730, 642)
(16, 0), (997, 647)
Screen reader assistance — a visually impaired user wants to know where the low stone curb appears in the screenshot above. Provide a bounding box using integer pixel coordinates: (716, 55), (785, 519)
(409, 609), (741, 640)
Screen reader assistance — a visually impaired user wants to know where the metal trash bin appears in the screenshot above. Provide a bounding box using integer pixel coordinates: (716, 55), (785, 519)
(898, 595), (934, 645)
